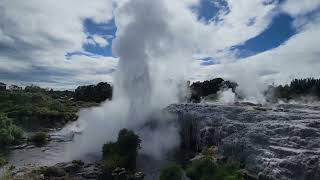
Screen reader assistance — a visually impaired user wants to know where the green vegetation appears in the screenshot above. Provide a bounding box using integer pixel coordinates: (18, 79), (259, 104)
(0, 114), (24, 167)
(0, 88), (97, 130)
(29, 132), (48, 147)
(159, 162), (183, 180)
(0, 169), (13, 180)
(74, 82), (112, 103)
(0, 114), (24, 148)
(102, 129), (141, 171)
(268, 78), (320, 102)
(0, 82), (109, 168)
(186, 158), (244, 180)
(190, 78), (238, 102)
(0, 154), (7, 167)
(190, 77), (320, 103)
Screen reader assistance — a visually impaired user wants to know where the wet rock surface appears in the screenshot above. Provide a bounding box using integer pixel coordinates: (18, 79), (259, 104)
(167, 103), (320, 180)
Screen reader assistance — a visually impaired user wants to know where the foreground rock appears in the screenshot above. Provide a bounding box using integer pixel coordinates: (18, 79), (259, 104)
(13, 160), (100, 179)
(12, 160), (145, 180)
(167, 103), (320, 180)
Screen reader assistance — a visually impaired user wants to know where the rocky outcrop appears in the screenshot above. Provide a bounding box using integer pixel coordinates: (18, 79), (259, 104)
(167, 103), (320, 180)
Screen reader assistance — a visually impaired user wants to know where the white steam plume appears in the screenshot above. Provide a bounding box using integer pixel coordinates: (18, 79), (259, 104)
(65, 0), (193, 160)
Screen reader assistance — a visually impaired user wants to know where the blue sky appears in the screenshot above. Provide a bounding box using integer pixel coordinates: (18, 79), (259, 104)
(66, 18), (117, 58)
(232, 13), (295, 58)
(79, 0), (297, 62)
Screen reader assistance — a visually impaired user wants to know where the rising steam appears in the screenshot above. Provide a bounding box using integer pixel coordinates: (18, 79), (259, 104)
(65, 0), (191, 160)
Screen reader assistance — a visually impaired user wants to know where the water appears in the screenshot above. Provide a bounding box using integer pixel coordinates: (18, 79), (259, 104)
(3, 127), (172, 179)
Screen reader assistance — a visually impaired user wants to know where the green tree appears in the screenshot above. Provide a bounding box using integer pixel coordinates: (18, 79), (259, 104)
(102, 129), (141, 171)
(74, 82), (112, 103)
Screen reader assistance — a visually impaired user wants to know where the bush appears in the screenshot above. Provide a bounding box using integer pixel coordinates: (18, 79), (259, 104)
(0, 114), (24, 148)
(102, 129), (141, 171)
(186, 158), (216, 179)
(0, 154), (7, 167)
(29, 132), (48, 147)
(160, 162), (183, 180)
(0, 169), (13, 180)
(0, 90), (84, 131)
(214, 163), (244, 180)
(186, 158), (243, 180)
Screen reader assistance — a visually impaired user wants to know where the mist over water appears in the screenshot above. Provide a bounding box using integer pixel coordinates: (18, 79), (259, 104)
(65, 0), (190, 160)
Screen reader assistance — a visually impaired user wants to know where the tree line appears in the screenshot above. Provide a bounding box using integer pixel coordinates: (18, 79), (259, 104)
(0, 82), (113, 103)
(267, 78), (320, 102)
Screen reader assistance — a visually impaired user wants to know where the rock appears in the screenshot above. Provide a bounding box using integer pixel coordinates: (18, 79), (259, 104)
(39, 166), (67, 177)
(13, 161), (101, 180)
(110, 167), (145, 180)
(240, 169), (258, 180)
(133, 172), (145, 180)
(167, 103), (320, 180)
(81, 171), (99, 179)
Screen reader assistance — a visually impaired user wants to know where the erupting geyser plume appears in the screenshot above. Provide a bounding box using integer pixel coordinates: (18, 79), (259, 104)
(66, 0), (193, 159)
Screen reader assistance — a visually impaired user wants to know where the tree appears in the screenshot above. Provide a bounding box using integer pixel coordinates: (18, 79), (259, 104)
(24, 85), (46, 93)
(270, 78), (320, 102)
(74, 82), (112, 103)
(102, 129), (141, 171)
(190, 78), (238, 102)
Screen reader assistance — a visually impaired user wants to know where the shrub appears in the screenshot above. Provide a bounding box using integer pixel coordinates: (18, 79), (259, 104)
(160, 162), (183, 180)
(186, 158), (216, 179)
(0, 169), (13, 180)
(186, 158), (243, 180)
(0, 154), (7, 167)
(0, 114), (24, 148)
(29, 132), (48, 147)
(102, 129), (141, 171)
(214, 163), (244, 180)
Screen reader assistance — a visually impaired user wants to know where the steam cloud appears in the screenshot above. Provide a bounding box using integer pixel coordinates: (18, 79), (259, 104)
(65, 0), (192, 160)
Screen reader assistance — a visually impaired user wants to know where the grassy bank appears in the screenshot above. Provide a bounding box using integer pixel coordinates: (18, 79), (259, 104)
(0, 90), (97, 131)
(0, 89), (99, 167)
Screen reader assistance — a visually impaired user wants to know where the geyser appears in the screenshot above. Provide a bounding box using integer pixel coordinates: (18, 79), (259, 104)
(66, 0), (190, 160)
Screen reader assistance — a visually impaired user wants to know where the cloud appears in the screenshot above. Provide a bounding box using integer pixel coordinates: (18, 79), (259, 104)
(193, 11), (320, 86)
(281, 0), (320, 16)
(0, 0), (116, 89)
(0, 0), (319, 91)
